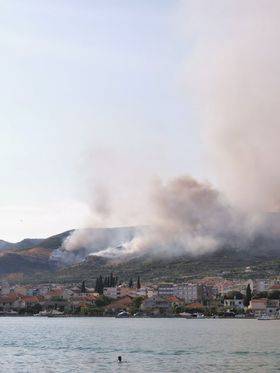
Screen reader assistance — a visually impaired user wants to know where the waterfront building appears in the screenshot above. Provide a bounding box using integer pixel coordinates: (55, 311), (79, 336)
(249, 298), (267, 316)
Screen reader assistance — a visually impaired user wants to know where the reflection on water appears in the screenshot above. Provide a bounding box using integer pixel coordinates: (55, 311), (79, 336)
(0, 317), (279, 372)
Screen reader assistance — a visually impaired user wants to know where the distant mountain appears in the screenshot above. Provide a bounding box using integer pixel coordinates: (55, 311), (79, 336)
(0, 238), (44, 251)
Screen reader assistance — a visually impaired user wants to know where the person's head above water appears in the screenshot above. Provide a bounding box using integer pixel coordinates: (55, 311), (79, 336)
(118, 356), (122, 362)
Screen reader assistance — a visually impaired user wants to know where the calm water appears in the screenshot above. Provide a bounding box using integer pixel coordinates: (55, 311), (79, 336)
(0, 317), (279, 372)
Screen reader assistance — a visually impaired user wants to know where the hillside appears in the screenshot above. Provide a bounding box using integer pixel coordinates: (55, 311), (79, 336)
(0, 230), (73, 278)
(39, 244), (280, 285)
(0, 227), (279, 284)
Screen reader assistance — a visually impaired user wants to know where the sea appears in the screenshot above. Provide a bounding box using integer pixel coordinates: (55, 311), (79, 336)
(0, 317), (279, 372)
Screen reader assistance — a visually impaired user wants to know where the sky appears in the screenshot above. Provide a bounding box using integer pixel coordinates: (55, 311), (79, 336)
(1, 1), (278, 241)
(0, 1), (205, 241)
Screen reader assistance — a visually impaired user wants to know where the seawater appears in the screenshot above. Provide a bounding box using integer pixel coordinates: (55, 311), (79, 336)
(0, 317), (279, 372)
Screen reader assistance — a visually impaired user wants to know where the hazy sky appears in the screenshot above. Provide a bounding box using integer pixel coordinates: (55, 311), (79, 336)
(0, 1), (205, 240)
(1, 1), (276, 241)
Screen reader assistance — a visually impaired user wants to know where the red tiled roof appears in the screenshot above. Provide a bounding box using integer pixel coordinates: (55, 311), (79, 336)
(0, 293), (18, 302)
(269, 284), (280, 290)
(21, 296), (40, 303)
(166, 296), (184, 304)
(185, 303), (204, 309)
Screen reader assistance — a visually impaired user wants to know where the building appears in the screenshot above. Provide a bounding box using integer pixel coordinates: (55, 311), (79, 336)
(141, 296), (172, 315)
(176, 284), (200, 303)
(0, 281), (10, 295)
(223, 294), (244, 310)
(157, 284), (175, 297)
(266, 299), (280, 316)
(103, 287), (120, 299)
(105, 296), (133, 313)
(249, 298), (267, 316)
(253, 279), (270, 293)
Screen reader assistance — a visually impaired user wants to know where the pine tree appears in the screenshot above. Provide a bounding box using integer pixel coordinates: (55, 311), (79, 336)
(104, 276), (109, 287)
(95, 277), (100, 293)
(129, 278), (133, 288)
(137, 276), (141, 290)
(99, 275), (104, 294)
(81, 280), (86, 293)
(244, 284), (252, 307)
(110, 272), (114, 287)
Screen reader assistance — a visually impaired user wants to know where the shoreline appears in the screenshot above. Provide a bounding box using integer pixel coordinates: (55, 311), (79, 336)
(0, 314), (271, 320)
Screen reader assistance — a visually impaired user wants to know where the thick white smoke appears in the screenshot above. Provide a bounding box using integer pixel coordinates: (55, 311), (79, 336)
(92, 176), (258, 259)
(59, 1), (280, 262)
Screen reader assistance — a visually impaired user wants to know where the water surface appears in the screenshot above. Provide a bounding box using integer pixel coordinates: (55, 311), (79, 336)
(0, 317), (279, 372)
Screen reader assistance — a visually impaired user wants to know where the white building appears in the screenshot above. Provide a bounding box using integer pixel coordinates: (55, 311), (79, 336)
(253, 279), (270, 293)
(174, 284), (201, 303)
(0, 281), (10, 295)
(157, 284), (175, 297)
(103, 287), (120, 299)
(224, 297), (244, 309)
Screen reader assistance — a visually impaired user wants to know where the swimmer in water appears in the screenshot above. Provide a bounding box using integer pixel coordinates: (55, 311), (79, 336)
(118, 356), (122, 363)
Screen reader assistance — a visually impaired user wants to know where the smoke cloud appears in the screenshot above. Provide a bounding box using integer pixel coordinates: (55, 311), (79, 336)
(92, 176), (258, 259)
(183, 0), (280, 213)
(57, 1), (280, 263)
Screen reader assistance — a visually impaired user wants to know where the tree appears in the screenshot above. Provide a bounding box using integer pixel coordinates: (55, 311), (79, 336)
(137, 276), (141, 290)
(95, 276), (104, 294)
(98, 275), (104, 294)
(244, 284), (252, 307)
(131, 296), (144, 314)
(95, 295), (111, 307)
(81, 280), (86, 293)
(95, 277), (100, 293)
(110, 272), (114, 287)
(104, 276), (109, 287)
(129, 278), (133, 288)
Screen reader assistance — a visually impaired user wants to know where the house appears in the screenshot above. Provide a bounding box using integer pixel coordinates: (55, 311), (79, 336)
(0, 281), (10, 295)
(136, 287), (153, 298)
(224, 296), (244, 310)
(249, 298), (267, 316)
(266, 299), (280, 316)
(166, 296), (184, 306)
(105, 296), (133, 313)
(140, 296), (172, 315)
(223, 292), (244, 309)
(268, 284), (280, 293)
(185, 302), (204, 311)
(62, 289), (74, 300)
(0, 293), (18, 311)
(44, 289), (64, 300)
(21, 296), (41, 307)
(103, 287), (120, 299)
(12, 298), (26, 310)
(253, 279), (270, 293)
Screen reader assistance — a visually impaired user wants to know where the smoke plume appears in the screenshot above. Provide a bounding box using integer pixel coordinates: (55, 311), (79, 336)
(58, 1), (280, 263)
(184, 0), (280, 213)
(93, 176), (258, 259)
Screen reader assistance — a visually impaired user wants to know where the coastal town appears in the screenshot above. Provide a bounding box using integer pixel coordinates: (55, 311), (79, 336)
(0, 274), (279, 319)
